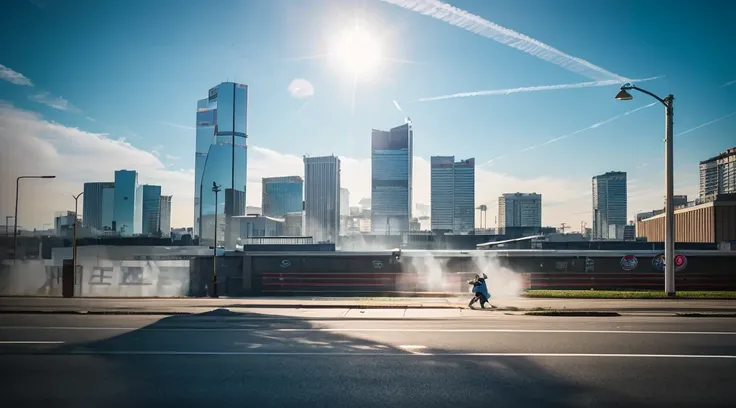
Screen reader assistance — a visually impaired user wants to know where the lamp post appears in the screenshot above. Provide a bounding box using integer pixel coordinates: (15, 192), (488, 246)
(211, 182), (221, 298)
(72, 192), (83, 278)
(615, 84), (675, 296)
(13, 175), (56, 259)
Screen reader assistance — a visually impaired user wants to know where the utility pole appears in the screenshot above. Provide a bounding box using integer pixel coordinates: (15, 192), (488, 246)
(72, 192), (83, 280)
(211, 182), (221, 298)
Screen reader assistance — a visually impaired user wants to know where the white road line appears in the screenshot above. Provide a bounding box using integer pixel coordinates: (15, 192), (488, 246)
(0, 341), (64, 344)
(2, 326), (736, 335)
(398, 345), (428, 355)
(55, 351), (736, 359)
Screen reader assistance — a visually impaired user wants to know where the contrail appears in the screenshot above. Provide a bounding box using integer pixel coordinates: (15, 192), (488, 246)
(417, 76), (663, 102)
(393, 100), (404, 112)
(676, 111), (736, 138)
(482, 102), (657, 166)
(722, 79), (736, 87)
(378, 0), (629, 82)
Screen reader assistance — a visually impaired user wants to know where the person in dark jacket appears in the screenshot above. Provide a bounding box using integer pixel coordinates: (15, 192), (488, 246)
(467, 273), (491, 309)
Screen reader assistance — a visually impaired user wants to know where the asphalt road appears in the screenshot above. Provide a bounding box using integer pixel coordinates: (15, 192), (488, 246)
(1, 310), (735, 407)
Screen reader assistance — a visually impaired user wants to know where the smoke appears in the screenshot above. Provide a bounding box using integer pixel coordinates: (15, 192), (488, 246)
(416, 76), (663, 102)
(0, 260), (56, 296)
(378, 0), (629, 82)
(470, 251), (525, 299)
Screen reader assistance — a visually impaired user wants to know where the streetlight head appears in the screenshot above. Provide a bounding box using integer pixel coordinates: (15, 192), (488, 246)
(42, 175), (56, 179)
(615, 89), (633, 101)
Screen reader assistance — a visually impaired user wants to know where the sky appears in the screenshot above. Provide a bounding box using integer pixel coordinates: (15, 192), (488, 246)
(1, 0), (735, 231)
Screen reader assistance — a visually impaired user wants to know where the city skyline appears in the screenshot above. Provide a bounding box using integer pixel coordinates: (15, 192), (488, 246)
(1, 0), (735, 231)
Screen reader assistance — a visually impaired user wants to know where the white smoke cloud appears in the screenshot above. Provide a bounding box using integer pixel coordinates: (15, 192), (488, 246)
(378, 0), (629, 81)
(0, 102), (672, 231)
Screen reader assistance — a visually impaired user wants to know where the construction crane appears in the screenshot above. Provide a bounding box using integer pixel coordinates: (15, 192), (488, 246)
(559, 223), (570, 234)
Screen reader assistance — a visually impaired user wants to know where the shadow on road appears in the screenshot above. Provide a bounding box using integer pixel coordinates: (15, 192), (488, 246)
(3, 309), (640, 408)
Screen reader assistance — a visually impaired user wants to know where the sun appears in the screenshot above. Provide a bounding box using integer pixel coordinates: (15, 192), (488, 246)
(329, 25), (382, 78)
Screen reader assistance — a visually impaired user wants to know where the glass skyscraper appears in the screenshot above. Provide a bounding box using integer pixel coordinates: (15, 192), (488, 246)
(194, 82), (248, 246)
(430, 156), (475, 233)
(137, 184), (161, 236)
(262, 176), (303, 218)
(82, 181), (115, 231)
(592, 171), (627, 239)
(371, 122), (413, 234)
(159, 195), (172, 238)
(304, 156), (340, 243)
(113, 170), (138, 236)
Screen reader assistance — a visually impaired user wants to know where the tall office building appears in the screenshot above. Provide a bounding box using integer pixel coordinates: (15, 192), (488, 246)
(371, 122), (413, 234)
(113, 170), (138, 236)
(304, 155), (340, 242)
(82, 182), (115, 231)
(262, 176), (303, 217)
(699, 147), (735, 200)
(592, 171), (627, 239)
(136, 184), (161, 236)
(159, 195), (172, 237)
(430, 156), (475, 233)
(194, 82), (248, 246)
(498, 193), (542, 230)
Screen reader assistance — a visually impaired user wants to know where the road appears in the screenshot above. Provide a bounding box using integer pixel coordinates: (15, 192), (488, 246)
(1, 309), (735, 407)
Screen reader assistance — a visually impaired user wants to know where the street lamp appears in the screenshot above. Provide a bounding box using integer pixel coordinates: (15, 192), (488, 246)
(211, 181), (221, 297)
(13, 175), (56, 259)
(72, 192), (83, 278)
(616, 83), (675, 296)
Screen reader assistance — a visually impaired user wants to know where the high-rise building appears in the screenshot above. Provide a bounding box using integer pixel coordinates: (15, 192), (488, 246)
(592, 171), (627, 240)
(340, 187), (350, 235)
(304, 155), (340, 242)
(371, 122), (413, 234)
(699, 147), (735, 200)
(136, 184), (161, 236)
(194, 82), (248, 246)
(430, 156), (476, 233)
(498, 193), (542, 230)
(82, 182), (115, 231)
(159, 195), (172, 237)
(262, 176), (303, 217)
(113, 170), (138, 236)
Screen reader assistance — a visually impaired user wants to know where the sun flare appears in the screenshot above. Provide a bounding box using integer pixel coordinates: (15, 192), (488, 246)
(330, 25), (382, 77)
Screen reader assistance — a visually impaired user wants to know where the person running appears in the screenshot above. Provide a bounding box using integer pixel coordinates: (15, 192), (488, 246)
(467, 273), (491, 309)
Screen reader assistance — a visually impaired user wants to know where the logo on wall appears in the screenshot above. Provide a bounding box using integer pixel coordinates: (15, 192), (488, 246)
(620, 255), (639, 271)
(280, 260), (291, 268)
(652, 254), (688, 272)
(372, 261), (383, 269)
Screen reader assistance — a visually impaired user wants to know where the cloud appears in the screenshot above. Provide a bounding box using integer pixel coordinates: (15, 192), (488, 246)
(379, 0), (629, 81)
(0, 64), (33, 86)
(165, 154), (180, 160)
(288, 78), (315, 99)
(676, 111), (736, 138)
(723, 79), (736, 87)
(416, 76), (663, 102)
(29, 92), (79, 112)
(1, 103), (669, 231)
(157, 121), (195, 131)
(85, 116), (96, 122)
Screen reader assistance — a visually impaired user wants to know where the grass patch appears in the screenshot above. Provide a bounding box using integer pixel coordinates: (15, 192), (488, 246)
(524, 310), (620, 317)
(523, 290), (736, 299)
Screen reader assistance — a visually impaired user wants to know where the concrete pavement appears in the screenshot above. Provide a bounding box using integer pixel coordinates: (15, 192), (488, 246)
(1, 296), (736, 315)
(1, 311), (735, 407)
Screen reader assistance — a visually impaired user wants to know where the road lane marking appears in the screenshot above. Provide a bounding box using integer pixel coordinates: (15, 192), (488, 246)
(0, 341), (64, 344)
(2, 326), (736, 335)
(399, 345), (428, 355)
(45, 351), (736, 359)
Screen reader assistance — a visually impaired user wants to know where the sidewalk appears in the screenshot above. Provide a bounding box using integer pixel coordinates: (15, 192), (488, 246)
(1, 296), (735, 315)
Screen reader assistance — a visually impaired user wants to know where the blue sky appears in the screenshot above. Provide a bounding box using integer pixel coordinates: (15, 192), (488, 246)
(1, 0), (735, 229)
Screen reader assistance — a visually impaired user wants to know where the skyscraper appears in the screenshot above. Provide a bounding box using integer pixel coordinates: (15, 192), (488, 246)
(137, 184), (161, 236)
(82, 182), (115, 231)
(699, 147), (735, 200)
(371, 122), (413, 234)
(304, 155), (340, 242)
(113, 170), (138, 236)
(430, 156), (475, 233)
(194, 82), (248, 246)
(592, 171), (627, 239)
(262, 176), (303, 217)
(498, 193), (542, 230)
(159, 195), (172, 237)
